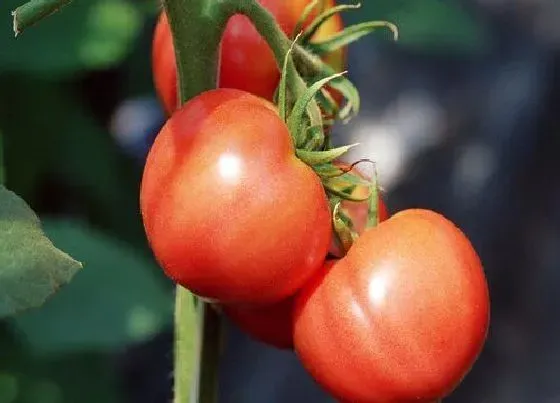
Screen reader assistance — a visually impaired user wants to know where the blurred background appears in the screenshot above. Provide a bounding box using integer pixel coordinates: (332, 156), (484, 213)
(1, 0), (559, 402)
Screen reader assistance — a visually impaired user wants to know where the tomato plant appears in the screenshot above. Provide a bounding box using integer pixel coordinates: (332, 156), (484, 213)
(152, 0), (345, 115)
(294, 209), (490, 403)
(140, 88), (332, 304)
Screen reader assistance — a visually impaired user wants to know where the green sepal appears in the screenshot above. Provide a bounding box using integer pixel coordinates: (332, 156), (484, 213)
(295, 49), (361, 122)
(278, 34), (301, 122)
(292, 0), (323, 39)
(300, 3), (362, 45)
(313, 162), (346, 179)
(366, 165), (380, 229)
(288, 71), (346, 147)
(308, 20), (399, 56)
(302, 125), (326, 151)
(332, 202), (358, 255)
(296, 143), (358, 166)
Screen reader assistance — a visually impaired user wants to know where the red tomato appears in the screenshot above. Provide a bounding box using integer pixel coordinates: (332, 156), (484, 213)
(294, 209), (490, 402)
(222, 297), (294, 349)
(140, 89), (332, 304)
(152, 0), (345, 115)
(329, 162), (390, 258)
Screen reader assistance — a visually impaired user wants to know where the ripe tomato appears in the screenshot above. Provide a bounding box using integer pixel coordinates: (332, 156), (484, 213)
(140, 89), (332, 304)
(294, 209), (490, 402)
(329, 162), (390, 258)
(152, 0), (345, 115)
(222, 297), (294, 349)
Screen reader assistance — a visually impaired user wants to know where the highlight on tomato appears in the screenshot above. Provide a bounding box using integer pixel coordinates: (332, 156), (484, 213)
(140, 88), (332, 304)
(294, 209), (490, 403)
(152, 0), (345, 115)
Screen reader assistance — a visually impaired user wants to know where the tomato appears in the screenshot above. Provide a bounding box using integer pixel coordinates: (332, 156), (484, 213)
(140, 89), (332, 304)
(294, 209), (490, 402)
(329, 162), (390, 258)
(152, 0), (345, 115)
(222, 297), (294, 349)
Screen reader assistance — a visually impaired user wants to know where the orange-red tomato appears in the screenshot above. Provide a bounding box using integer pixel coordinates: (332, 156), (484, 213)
(329, 162), (390, 257)
(294, 209), (490, 402)
(140, 89), (332, 304)
(152, 0), (345, 115)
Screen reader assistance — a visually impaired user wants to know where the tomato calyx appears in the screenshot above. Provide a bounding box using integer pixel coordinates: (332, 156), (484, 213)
(277, 36), (383, 257)
(287, 1), (398, 124)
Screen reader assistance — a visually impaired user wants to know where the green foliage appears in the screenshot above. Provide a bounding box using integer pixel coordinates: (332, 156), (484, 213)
(0, 130), (4, 184)
(345, 0), (491, 54)
(1, 0), (143, 77)
(0, 186), (82, 319)
(12, 219), (173, 355)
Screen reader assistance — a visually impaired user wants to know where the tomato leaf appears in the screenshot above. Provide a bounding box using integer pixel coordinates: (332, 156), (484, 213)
(0, 186), (82, 318)
(11, 219), (175, 355)
(0, 0), (143, 76)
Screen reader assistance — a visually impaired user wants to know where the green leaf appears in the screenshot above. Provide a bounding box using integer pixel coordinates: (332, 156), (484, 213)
(0, 76), (146, 247)
(0, 186), (82, 318)
(0, 0), (143, 76)
(12, 219), (174, 355)
(12, 0), (74, 36)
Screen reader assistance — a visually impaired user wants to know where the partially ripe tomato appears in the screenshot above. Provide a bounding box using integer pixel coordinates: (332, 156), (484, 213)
(140, 89), (332, 304)
(329, 162), (390, 258)
(294, 209), (490, 402)
(152, 0), (345, 115)
(222, 297), (294, 349)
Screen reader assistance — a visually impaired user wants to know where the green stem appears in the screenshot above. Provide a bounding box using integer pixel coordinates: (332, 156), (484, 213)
(12, 0), (73, 36)
(162, 0), (229, 106)
(174, 287), (197, 403)
(162, 0), (229, 402)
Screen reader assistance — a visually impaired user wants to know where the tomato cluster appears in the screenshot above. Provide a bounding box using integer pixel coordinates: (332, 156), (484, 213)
(143, 1), (490, 402)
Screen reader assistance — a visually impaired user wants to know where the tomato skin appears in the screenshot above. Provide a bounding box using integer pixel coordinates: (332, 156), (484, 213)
(328, 162), (390, 258)
(294, 209), (490, 402)
(152, 0), (345, 115)
(140, 89), (332, 304)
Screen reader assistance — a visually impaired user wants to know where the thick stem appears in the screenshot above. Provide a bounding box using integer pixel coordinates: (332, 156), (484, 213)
(12, 0), (73, 36)
(162, 1), (229, 402)
(162, 0), (229, 105)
